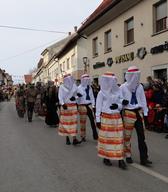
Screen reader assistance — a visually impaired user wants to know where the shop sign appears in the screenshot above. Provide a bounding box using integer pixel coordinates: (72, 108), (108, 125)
(107, 58), (113, 67)
(137, 47), (147, 59)
(150, 41), (168, 54)
(93, 62), (105, 69)
(115, 52), (134, 64)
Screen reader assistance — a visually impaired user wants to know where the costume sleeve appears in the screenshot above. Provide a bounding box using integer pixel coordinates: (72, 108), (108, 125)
(90, 87), (95, 107)
(76, 86), (82, 100)
(118, 89), (124, 111)
(140, 85), (148, 116)
(117, 103), (123, 111)
(58, 86), (64, 105)
(96, 92), (103, 122)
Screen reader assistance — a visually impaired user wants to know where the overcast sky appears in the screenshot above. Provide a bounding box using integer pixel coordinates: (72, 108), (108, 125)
(0, 0), (101, 78)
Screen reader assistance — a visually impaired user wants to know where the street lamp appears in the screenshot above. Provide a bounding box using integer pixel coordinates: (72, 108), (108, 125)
(55, 73), (59, 86)
(83, 57), (89, 73)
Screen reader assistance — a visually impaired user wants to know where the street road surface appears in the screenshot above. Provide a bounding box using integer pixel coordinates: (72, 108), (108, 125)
(0, 101), (168, 192)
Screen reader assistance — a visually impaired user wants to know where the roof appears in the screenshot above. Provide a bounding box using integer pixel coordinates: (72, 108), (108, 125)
(78, 0), (120, 33)
(24, 75), (32, 84)
(37, 58), (43, 69)
(47, 32), (78, 64)
(55, 33), (79, 59)
(41, 35), (74, 61)
(0, 69), (6, 75)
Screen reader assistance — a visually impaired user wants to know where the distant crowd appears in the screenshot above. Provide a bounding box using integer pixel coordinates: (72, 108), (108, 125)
(0, 85), (13, 102)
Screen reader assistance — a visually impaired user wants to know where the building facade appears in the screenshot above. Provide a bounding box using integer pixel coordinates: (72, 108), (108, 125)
(78, 0), (168, 83)
(0, 69), (13, 86)
(56, 35), (88, 84)
(33, 29), (88, 85)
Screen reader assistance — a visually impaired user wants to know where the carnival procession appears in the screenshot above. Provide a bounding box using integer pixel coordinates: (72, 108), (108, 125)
(14, 66), (168, 169)
(1, 0), (168, 191)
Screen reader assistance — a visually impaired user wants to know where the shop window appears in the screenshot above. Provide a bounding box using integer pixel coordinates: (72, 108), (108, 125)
(154, 0), (167, 33)
(154, 68), (167, 81)
(125, 17), (134, 44)
(92, 37), (98, 57)
(123, 72), (126, 82)
(104, 30), (112, 52)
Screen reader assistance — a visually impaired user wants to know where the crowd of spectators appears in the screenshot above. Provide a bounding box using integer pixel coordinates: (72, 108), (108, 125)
(143, 76), (168, 138)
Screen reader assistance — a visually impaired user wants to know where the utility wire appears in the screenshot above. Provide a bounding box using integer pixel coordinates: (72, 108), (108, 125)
(0, 35), (66, 62)
(0, 25), (68, 34)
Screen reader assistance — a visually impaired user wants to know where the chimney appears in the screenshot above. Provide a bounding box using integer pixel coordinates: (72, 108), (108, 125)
(74, 26), (78, 32)
(68, 32), (71, 36)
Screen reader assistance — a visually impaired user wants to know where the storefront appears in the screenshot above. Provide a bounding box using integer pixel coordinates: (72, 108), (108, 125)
(152, 64), (168, 82)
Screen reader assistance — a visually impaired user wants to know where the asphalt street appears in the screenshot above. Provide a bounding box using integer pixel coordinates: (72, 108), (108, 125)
(0, 101), (168, 192)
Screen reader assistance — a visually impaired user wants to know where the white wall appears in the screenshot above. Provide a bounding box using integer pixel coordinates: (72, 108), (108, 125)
(87, 0), (168, 83)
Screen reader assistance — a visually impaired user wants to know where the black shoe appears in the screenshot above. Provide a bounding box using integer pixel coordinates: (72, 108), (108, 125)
(140, 159), (152, 167)
(146, 159), (152, 164)
(81, 137), (86, 142)
(66, 137), (71, 145)
(72, 139), (81, 145)
(103, 158), (112, 166)
(165, 135), (168, 139)
(93, 133), (98, 140)
(126, 157), (133, 164)
(28, 119), (32, 122)
(118, 160), (127, 170)
(49, 125), (56, 128)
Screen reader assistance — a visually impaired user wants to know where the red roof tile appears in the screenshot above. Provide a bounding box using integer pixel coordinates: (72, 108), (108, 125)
(24, 75), (32, 84)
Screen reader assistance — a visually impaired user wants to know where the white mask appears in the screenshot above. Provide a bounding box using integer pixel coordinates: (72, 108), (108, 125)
(99, 76), (113, 95)
(111, 76), (119, 93)
(63, 76), (74, 90)
(81, 78), (91, 87)
(125, 72), (140, 92)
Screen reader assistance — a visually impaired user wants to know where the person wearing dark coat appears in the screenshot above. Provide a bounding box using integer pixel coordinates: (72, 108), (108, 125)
(44, 81), (59, 127)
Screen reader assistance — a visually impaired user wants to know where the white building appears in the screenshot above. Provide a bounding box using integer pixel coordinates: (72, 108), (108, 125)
(78, 0), (168, 84)
(33, 27), (89, 84)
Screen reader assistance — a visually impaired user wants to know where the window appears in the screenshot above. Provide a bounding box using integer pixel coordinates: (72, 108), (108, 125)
(154, 1), (167, 33)
(92, 37), (98, 57)
(154, 68), (167, 81)
(71, 54), (75, 67)
(125, 17), (134, 44)
(63, 61), (65, 71)
(104, 30), (112, 52)
(60, 64), (62, 72)
(67, 58), (70, 70)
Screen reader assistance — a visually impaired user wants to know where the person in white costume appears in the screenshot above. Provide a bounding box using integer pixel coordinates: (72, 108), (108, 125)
(58, 74), (81, 145)
(96, 72), (127, 169)
(120, 66), (152, 166)
(77, 74), (98, 141)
